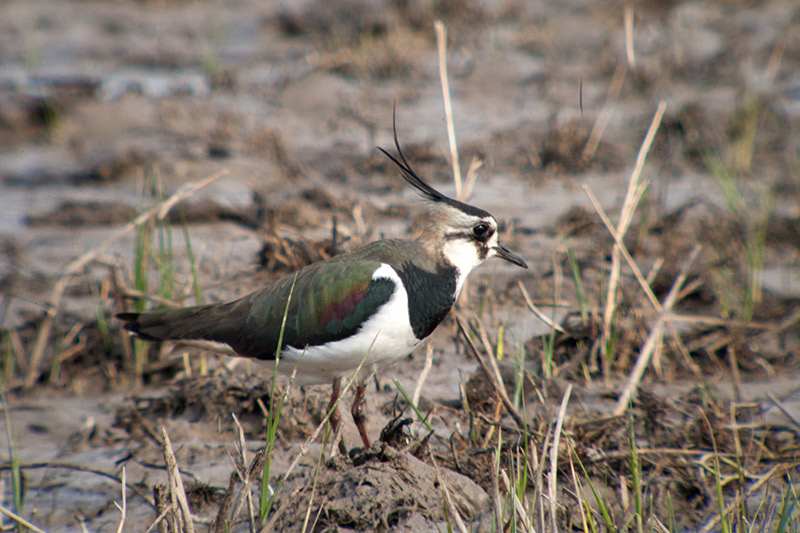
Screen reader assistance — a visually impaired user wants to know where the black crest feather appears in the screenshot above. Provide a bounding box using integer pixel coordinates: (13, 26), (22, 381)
(378, 106), (490, 218)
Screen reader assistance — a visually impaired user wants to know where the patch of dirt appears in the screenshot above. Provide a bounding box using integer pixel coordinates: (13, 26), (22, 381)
(536, 119), (621, 174)
(270, 442), (489, 532)
(115, 375), (327, 441)
(26, 200), (138, 226)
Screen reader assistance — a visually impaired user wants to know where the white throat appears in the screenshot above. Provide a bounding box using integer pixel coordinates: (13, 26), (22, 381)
(442, 239), (482, 296)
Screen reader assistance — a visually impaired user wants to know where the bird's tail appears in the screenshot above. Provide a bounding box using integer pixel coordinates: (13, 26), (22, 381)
(117, 305), (234, 343)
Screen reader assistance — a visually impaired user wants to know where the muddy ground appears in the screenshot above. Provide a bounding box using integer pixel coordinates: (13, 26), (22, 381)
(1, 0), (799, 531)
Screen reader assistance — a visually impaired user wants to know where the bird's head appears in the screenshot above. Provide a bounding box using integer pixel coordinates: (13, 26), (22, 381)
(378, 116), (527, 277)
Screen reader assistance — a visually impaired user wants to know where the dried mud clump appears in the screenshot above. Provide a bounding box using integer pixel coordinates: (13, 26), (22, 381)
(270, 442), (489, 532)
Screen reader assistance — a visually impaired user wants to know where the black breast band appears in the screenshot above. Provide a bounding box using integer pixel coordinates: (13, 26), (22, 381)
(397, 262), (457, 339)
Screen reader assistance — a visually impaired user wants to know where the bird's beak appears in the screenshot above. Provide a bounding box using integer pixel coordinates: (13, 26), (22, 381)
(494, 244), (528, 269)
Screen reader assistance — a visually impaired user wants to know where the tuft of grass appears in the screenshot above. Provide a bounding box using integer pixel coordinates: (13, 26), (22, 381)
(541, 327), (556, 380)
(703, 148), (771, 321)
(776, 481), (800, 532)
(132, 219), (151, 378)
(627, 410), (644, 533)
(571, 443), (615, 531)
(512, 342), (525, 410)
(154, 217), (176, 303)
(1, 389), (24, 521)
(495, 323), (506, 361)
(127, 181), (205, 377)
(92, 283), (113, 356)
(0, 332), (12, 387)
(699, 92), (774, 321)
(564, 242), (588, 323)
(705, 415), (731, 533)
(202, 22), (228, 87)
(179, 210), (203, 306)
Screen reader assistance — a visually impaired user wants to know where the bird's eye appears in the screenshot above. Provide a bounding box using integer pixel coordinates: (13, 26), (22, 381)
(473, 223), (490, 238)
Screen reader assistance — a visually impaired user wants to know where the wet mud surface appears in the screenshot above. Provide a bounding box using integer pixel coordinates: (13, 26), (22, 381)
(1, 0), (799, 531)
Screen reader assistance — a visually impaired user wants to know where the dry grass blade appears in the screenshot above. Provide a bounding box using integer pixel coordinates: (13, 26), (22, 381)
(490, 449), (504, 533)
(211, 471), (238, 533)
(766, 393), (800, 431)
(8, 330), (25, 380)
(161, 426), (197, 533)
(763, 20), (793, 86)
(0, 504), (47, 533)
(700, 464), (795, 533)
(429, 451), (469, 533)
(143, 505), (176, 533)
(228, 413), (257, 530)
(463, 155), (483, 201)
(624, 4), (635, 68)
(500, 469), (532, 532)
(599, 101), (666, 362)
(517, 281), (566, 334)
(584, 183), (703, 378)
(455, 316), (525, 429)
(412, 343), (434, 406)
(761, 307), (800, 338)
(567, 451), (589, 533)
(548, 384), (572, 533)
(530, 438), (547, 532)
(435, 20), (462, 199)
(667, 314), (770, 329)
(619, 102), (667, 234)
(26, 169), (228, 387)
(614, 245), (701, 414)
(650, 517), (672, 533)
(115, 466), (127, 533)
(582, 62), (627, 161)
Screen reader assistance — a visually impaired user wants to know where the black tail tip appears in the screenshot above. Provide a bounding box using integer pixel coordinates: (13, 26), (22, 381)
(117, 312), (167, 342)
(116, 312), (143, 336)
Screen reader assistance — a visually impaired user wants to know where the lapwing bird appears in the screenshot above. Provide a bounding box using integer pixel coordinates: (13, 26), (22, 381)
(118, 123), (527, 450)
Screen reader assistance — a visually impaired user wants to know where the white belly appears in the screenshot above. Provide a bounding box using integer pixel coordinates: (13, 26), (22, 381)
(275, 263), (420, 385)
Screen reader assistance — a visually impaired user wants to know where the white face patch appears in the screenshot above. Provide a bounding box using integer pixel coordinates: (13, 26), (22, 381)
(442, 230), (499, 296)
(433, 209), (501, 296)
(484, 232), (501, 260)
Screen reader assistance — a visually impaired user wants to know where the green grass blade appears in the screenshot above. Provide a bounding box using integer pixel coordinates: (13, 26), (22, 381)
(394, 379), (435, 433)
(179, 209), (203, 305)
(628, 411), (643, 533)
(260, 273), (298, 525)
(572, 446), (615, 531)
(565, 242), (587, 322)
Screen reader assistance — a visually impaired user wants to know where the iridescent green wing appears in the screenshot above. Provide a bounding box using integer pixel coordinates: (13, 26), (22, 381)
(235, 259), (395, 359)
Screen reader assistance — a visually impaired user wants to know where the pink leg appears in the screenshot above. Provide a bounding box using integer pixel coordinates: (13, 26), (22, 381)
(327, 378), (347, 454)
(327, 378), (342, 433)
(351, 383), (371, 449)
